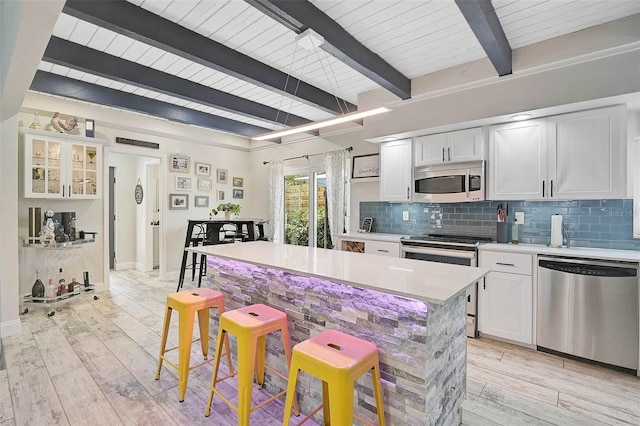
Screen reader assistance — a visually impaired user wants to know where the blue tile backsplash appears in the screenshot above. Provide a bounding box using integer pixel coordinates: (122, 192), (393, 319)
(360, 199), (640, 251)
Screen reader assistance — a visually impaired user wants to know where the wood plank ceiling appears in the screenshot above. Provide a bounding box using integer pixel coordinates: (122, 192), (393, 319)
(31, 0), (640, 140)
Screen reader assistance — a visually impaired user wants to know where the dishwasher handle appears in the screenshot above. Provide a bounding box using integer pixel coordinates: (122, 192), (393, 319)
(539, 258), (637, 278)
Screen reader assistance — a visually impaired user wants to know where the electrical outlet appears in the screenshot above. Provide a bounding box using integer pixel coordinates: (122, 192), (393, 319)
(515, 211), (525, 224)
(402, 211), (409, 221)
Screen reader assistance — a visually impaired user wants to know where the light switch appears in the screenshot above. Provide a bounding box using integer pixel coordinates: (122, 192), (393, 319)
(515, 211), (525, 224)
(402, 211), (409, 221)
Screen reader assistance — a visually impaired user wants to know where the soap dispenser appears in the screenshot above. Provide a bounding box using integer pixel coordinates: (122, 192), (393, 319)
(511, 217), (519, 244)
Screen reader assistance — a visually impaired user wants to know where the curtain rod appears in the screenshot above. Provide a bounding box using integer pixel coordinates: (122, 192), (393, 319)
(263, 146), (353, 165)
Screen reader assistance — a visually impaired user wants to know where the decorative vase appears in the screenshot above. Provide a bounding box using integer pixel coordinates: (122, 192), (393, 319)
(31, 270), (45, 298)
(225, 211), (232, 220)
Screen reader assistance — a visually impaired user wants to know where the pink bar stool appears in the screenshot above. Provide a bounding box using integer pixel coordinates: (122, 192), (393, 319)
(205, 303), (300, 425)
(155, 287), (234, 402)
(282, 329), (386, 426)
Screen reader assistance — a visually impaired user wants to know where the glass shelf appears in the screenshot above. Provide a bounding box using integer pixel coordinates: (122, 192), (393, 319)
(23, 238), (96, 249)
(22, 285), (99, 316)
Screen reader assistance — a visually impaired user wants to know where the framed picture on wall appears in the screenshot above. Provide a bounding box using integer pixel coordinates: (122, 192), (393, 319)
(351, 154), (380, 179)
(217, 169), (228, 184)
(195, 162), (211, 176)
(233, 189), (244, 199)
(176, 176), (192, 190)
(194, 196), (209, 208)
(233, 177), (243, 187)
(169, 193), (188, 210)
(198, 178), (212, 191)
(217, 190), (225, 201)
(169, 154), (190, 173)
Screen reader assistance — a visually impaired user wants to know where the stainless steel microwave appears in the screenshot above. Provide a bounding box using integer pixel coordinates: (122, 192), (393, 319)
(413, 161), (485, 203)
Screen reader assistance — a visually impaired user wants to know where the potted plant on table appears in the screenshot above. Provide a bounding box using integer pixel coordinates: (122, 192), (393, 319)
(210, 202), (241, 220)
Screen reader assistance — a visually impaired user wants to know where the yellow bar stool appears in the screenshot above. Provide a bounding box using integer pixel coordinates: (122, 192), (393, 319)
(155, 288), (234, 402)
(205, 303), (300, 425)
(282, 329), (386, 426)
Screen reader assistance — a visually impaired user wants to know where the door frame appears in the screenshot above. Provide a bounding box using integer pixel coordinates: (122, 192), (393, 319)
(102, 146), (166, 289)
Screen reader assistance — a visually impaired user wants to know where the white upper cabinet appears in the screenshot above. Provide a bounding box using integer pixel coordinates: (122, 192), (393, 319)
(414, 127), (482, 167)
(380, 139), (412, 202)
(548, 105), (626, 199)
(23, 129), (103, 199)
(489, 105), (626, 200)
(489, 119), (548, 200)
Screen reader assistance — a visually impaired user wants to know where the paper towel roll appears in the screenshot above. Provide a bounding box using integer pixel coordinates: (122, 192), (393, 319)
(551, 214), (563, 247)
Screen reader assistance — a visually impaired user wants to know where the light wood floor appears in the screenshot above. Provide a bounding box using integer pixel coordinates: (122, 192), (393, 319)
(0, 269), (638, 425)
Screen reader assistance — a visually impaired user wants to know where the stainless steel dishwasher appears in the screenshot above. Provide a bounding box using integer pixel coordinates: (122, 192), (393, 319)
(537, 256), (639, 371)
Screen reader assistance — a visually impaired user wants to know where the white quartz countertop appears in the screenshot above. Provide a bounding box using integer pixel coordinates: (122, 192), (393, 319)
(189, 242), (488, 305)
(333, 232), (406, 242)
(479, 243), (640, 263)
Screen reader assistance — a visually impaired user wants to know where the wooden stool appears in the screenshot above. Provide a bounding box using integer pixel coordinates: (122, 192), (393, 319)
(155, 288), (234, 402)
(205, 303), (300, 425)
(282, 329), (386, 426)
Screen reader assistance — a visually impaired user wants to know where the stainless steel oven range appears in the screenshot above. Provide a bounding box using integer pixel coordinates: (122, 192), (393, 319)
(400, 234), (493, 337)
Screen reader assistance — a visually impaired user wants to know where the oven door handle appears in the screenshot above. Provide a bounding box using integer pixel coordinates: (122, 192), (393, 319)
(401, 245), (476, 260)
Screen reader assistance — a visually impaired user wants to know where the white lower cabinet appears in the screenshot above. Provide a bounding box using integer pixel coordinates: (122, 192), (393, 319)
(363, 240), (400, 257)
(478, 251), (533, 345)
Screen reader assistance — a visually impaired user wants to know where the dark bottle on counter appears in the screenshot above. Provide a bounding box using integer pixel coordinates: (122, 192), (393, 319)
(31, 270), (45, 299)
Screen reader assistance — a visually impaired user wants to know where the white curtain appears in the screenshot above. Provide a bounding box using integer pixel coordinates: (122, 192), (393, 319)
(267, 160), (285, 243)
(324, 150), (346, 243)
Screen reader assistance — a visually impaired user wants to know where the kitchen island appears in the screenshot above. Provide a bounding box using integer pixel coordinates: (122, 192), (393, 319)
(189, 241), (488, 425)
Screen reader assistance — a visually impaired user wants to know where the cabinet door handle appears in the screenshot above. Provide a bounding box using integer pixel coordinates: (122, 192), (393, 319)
(442, 148), (445, 162)
(63, 185), (65, 197)
(496, 262), (515, 267)
(542, 181), (545, 197)
(377, 249), (389, 253)
(483, 282), (486, 290)
(448, 147), (451, 161)
(407, 186), (410, 199)
(68, 185), (71, 197)
(468, 294), (471, 302)
(550, 180), (554, 197)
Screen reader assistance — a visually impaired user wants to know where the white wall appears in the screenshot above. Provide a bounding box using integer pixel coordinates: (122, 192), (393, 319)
(360, 14), (640, 142)
(247, 127), (380, 234)
(0, 115), (20, 336)
(18, 94), (255, 286)
(0, 0), (64, 336)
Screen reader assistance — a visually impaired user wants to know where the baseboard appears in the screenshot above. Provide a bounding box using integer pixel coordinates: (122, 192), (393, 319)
(115, 261), (136, 271)
(0, 319), (22, 338)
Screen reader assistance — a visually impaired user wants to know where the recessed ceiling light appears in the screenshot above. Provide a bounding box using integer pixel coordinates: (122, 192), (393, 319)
(509, 113), (533, 121)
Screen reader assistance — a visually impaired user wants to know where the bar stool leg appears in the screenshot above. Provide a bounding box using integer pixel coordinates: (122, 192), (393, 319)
(191, 251), (198, 281)
(196, 307), (210, 359)
(280, 330), (300, 417)
(155, 305), (172, 380)
(282, 359), (301, 426)
(237, 335), (259, 426)
(371, 364), (386, 426)
(178, 308), (196, 402)
(205, 327), (226, 417)
(327, 380), (354, 425)
(197, 254), (206, 287)
(255, 335), (266, 388)
(322, 381), (330, 426)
